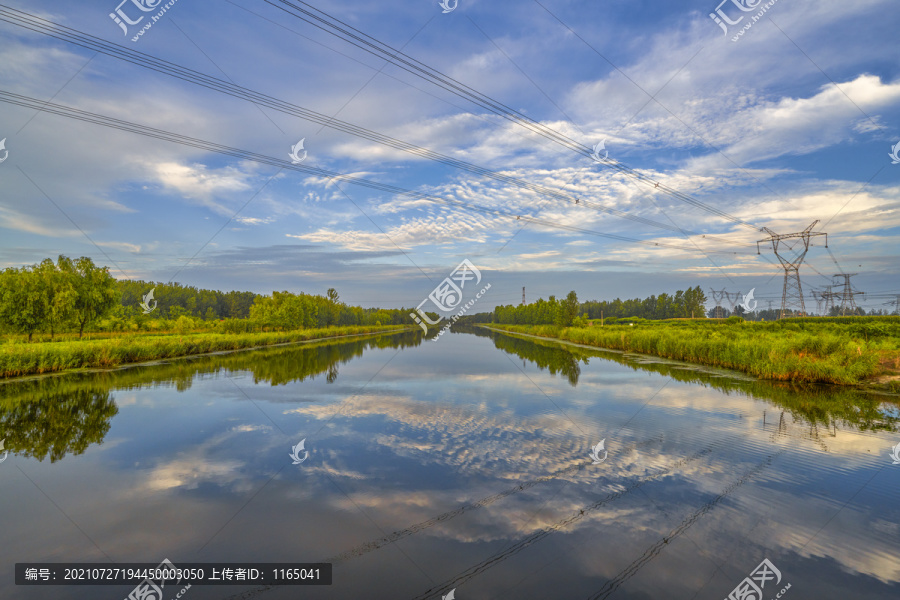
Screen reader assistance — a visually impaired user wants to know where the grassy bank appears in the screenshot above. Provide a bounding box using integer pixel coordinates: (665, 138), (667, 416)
(487, 318), (900, 387)
(0, 325), (413, 379)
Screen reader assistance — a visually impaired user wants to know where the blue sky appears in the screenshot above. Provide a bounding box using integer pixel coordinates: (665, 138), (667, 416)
(0, 0), (898, 312)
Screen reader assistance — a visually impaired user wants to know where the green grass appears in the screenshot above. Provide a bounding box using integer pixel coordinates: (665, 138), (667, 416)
(488, 318), (900, 386)
(0, 325), (413, 379)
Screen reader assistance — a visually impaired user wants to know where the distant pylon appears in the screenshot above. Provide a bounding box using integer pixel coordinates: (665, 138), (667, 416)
(883, 294), (900, 315)
(810, 287), (832, 316)
(822, 285), (835, 315)
(757, 221), (827, 319)
(709, 288), (727, 318)
(522, 287), (526, 306)
(809, 290), (823, 315)
(832, 274), (863, 316)
(725, 291), (743, 314)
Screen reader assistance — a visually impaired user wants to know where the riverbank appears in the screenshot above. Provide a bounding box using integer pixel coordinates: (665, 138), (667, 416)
(486, 319), (900, 389)
(0, 325), (415, 379)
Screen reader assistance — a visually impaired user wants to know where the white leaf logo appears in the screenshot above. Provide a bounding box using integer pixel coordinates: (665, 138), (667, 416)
(442, 589), (456, 600)
(0, 439), (8, 464)
(0, 138), (8, 164)
(290, 439), (309, 464)
(140, 287), (158, 314)
(890, 442), (900, 465)
(591, 140), (608, 162)
(289, 138), (307, 164)
(589, 439), (608, 464)
(439, 0), (458, 13)
(889, 141), (900, 165)
(740, 288), (757, 312)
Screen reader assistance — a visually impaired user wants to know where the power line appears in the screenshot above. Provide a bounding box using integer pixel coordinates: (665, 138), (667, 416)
(260, 0), (762, 230)
(0, 89), (747, 257)
(0, 5), (749, 245)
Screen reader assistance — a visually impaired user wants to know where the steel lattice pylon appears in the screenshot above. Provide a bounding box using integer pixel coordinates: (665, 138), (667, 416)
(757, 221), (827, 319)
(725, 290), (743, 314)
(832, 274), (863, 316)
(709, 288), (727, 318)
(810, 285), (834, 316)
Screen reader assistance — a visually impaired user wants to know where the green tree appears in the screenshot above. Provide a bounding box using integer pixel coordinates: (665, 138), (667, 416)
(35, 257), (76, 338)
(58, 256), (119, 338)
(556, 291), (580, 327)
(0, 266), (48, 341)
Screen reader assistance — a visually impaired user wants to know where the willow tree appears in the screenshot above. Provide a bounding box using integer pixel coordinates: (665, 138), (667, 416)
(57, 256), (118, 338)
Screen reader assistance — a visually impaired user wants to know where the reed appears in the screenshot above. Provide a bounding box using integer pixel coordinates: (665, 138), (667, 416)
(488, 319), (900, 385)
(0, 325), (412, 379)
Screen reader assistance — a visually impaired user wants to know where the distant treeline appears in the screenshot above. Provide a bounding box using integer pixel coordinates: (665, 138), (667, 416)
(0, 256), (420, 340)
(580, 286), (708, 320)
(117, 279), (256, 320)
(493, 291), (582, 326)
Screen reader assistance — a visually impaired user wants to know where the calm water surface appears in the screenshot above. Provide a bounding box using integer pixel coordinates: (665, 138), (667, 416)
(1, 328), (899, 600)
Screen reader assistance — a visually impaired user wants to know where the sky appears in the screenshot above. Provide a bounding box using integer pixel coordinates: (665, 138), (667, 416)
(0, 0), (898, 313)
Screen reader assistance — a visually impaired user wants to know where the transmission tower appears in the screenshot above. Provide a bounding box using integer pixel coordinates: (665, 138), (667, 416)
(522, 287), (526, 306)
(810, 286), (834, 316)
(757, 221), (827, 319)
(809, 290), (823, 315)
(884, 295), (900, 315)
(725, 291), (743, 314)
(832, 274), (863, 316)
(709, 288), (727, 318)
(821, 285), (835, 315)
